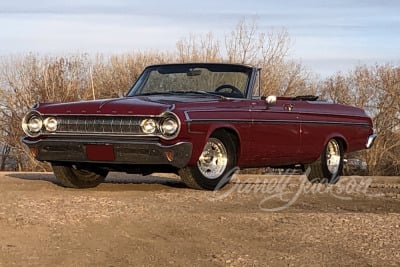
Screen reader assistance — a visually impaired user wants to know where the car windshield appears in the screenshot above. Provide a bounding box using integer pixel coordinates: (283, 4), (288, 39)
(128, 64), (251, 98)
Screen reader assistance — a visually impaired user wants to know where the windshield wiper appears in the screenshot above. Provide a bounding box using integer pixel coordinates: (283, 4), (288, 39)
(134, 90), (226, 99)
(171, 90), (226, 99)
(135, 92), (176, 96)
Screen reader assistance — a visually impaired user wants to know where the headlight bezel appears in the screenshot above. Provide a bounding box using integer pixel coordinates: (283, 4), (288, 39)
(139, 112), (181, 140)
(22, 111), (43, 138)
(160, 116), (179, 138)
(158, 112), (180, 140)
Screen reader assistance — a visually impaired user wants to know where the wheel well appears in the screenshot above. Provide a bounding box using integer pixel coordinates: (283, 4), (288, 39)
(211, 128), (240, 154)
(333, 137), (347, 152)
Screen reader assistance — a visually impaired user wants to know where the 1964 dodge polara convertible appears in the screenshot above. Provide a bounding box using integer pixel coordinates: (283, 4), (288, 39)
(22, 63), (376, 190)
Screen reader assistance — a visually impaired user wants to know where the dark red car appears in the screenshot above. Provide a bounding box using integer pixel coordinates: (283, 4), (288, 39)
(22, 63), (376, 190)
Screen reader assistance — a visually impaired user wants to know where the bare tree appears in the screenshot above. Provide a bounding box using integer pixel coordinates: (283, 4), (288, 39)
(176, 32), (221, 62)
(0, 143), (11, 170)
(225, 18), (260, 64)
(0, 52), (173, 171)
(0, 19), (397, 176)
(320, 64), (400, 175)
(177, 18), (313, 96)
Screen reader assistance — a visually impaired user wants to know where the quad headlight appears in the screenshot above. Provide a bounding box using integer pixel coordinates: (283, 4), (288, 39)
(160, 117), (179, 137)
(140, 118), (157, 134)
(27, 116), (43, 133)
(22, 112), (43, 137)
(140, 113), (180, 139)
(43, 117), (58, 132)
(22, 112), (59, 137)
(22, 110), (180, 139)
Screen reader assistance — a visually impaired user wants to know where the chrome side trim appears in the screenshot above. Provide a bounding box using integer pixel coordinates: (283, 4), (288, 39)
(184, 118), (371, 128)
(184, 111), (192, 122)
(366, 134), (377, 149)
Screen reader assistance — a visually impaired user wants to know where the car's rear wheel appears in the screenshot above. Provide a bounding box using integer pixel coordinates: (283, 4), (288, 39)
(51, 163), (108, 188)
(179, 131), (237, 190)
(305, 139), (344, 184)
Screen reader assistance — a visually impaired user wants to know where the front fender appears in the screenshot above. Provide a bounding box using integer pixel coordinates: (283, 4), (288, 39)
(186, 122), (242, 166)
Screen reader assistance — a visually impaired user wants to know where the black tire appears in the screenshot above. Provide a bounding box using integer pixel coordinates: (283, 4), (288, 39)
(51, 163), (108, 188)
(305, 139), (344, 184)
(179, 131), (237, 190)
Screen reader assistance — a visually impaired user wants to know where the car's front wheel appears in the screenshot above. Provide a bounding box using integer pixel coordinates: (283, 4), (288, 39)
(305, 139), (344, 184)
(51, 163), (108, 188)
(179, 131), (237, 190)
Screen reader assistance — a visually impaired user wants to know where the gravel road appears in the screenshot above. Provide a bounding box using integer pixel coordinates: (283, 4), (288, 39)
(0, 172), (399, 266)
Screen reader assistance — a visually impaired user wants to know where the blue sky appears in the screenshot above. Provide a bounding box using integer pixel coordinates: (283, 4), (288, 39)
(0, 0), (399, 77)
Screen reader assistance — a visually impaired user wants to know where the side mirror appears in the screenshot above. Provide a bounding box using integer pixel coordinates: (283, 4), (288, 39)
(265, 95), (277, 105)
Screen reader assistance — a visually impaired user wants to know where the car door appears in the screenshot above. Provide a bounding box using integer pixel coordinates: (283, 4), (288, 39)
(249, 98), (301, 166)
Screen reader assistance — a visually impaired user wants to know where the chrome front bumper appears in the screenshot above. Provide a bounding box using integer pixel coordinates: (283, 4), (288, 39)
(22, 137), (192, 168)
(365, 134), (377, 149)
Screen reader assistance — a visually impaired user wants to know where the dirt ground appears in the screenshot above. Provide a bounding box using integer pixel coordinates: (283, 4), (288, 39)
(0, 172), (399, 267)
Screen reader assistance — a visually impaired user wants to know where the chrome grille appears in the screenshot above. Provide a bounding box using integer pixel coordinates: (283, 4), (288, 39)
(55, 116), (144, 135)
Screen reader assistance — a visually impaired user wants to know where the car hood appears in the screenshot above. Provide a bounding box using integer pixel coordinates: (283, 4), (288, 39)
(34, 95), (232, 116)
(35, 97), (173, 116)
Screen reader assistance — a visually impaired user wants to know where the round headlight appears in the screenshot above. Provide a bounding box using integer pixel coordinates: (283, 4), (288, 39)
(22, 113), (43, 137)
(44, 117), (58, 132)
(160, 117), (179, 137)
(27, 116), (43, 133)
(140, 118), (156, 134)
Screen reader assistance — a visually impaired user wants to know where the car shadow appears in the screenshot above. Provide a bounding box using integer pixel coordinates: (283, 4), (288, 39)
(6, 172), (58, 183)
(5, 172), (188, 190)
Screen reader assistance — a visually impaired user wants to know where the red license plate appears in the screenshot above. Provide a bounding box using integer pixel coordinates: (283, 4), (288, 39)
(86, 144), (115, 161)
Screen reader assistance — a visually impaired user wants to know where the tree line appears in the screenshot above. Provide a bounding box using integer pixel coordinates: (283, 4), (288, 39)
(0, 19), (399, 175)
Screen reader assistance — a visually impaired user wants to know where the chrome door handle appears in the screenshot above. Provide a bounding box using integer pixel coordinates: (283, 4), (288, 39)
(284, 104), (294, 111)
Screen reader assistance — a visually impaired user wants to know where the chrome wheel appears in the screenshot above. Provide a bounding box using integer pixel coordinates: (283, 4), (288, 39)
(306, 138), (344, 184)
(326, 139), (341, 174)
(197, 138), (228, 179)
(179, 131), (237, 190)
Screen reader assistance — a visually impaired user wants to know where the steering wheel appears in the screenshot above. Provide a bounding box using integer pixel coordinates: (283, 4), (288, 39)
(214, 84), (244, 98)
